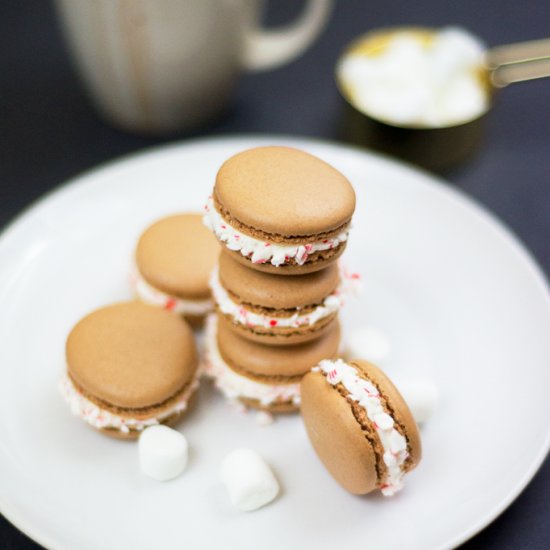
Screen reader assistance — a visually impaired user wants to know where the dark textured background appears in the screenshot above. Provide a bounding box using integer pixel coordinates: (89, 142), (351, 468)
(1, 1), (549, 548)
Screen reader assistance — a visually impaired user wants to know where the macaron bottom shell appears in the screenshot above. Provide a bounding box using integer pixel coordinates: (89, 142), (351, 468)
(97, 403), (191, 441)
(226, 242), (347, 276)
(237, 396), (300, 414)
(218, 310), (339, 346)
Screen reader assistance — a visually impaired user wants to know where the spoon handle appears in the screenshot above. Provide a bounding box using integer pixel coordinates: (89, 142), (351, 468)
(486, 38), (550, 87)
(491, 58), (550, 87)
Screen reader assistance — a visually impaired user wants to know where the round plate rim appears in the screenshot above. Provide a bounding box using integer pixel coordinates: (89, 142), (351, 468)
(0, 134), (549, 550)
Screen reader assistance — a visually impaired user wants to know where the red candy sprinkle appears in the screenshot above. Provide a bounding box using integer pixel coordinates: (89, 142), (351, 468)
(165, 298), (177, 311)
(269, 319), (278, 327)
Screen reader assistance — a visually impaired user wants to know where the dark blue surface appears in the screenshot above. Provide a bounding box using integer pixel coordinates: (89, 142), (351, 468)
(1, 1), (550, 548)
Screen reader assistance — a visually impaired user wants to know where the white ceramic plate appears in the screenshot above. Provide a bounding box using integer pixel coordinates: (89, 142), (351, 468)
(1, 136), (550, 550)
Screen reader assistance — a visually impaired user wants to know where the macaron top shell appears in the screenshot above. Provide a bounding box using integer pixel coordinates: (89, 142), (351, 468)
(218, 250), (340, 309)
(66, 302), (197, 409)
(136, 213), (218, 299)
(300, 359), (421, 495)
(217, 315), (340, 380)
(214, 147), (356, 237)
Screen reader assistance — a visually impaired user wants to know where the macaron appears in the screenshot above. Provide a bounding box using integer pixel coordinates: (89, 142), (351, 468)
(211, 250), (342, 345)
(204, 314), (341, 413)
(203, 146), (356, 275)
(300, 359), (421, 496)
(61, 302), (199, 439)
(133, 213), (219, 325)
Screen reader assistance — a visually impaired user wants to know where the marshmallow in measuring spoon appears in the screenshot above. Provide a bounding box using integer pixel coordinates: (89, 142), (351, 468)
(220, 449), (280, 511)
(139, 425), (189, 481)
(338, 26), (488, 128)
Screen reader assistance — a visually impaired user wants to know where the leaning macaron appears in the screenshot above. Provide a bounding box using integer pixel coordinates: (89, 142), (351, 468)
(204, 314), (341, 413)
(300, 359), (421, 496)
(133, 213), (219, 325)
(61, 302), (199, 439)
(211, 250), (342, 345)
(204, 146), (356, 275)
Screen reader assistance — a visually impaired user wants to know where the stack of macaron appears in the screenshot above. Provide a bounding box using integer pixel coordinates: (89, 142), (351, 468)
(203, 146), (356, 413)
(58, 144), (425, 498)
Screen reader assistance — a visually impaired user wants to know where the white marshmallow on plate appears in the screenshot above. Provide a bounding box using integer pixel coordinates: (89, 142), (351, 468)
(344, 326), (391, 364)
(220, 449), (279, 511)
(255, 411), (274, 426)
(392, 377), (440, 424)
(138, 425), (189, 481)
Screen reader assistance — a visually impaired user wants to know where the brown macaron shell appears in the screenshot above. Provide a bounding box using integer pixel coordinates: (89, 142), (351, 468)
(217, 314), (341, 383)
(215, 146), (356, 237)
(301, 371), (379, 493)
(135, 213), (219, 300)
(226, 244), (347, 275)
(217, 251), (341, 344)
(66, 302), (198, 421)
(97, 398), (196, 440)
(238, 396), (300, 414)
(300, 359), (421, 495)
(213, 146), (355, 274)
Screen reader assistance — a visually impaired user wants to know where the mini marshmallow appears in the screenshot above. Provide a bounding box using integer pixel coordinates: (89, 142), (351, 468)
(139, 425), (188, 481)
(220, 449), (279, 511)
(256, 411), (274, 426)
(393, 378), (439, 424)
(344, 326), (391, 364)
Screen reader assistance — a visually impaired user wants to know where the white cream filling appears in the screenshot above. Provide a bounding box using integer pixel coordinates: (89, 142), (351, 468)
(59, 373), (199, 434)
(203, 315), (301, 407)
(131, 266), (213, 316)
(203, 196), (349, 266)
(210, 268), (342, 330)
(315, 359), (409, 496)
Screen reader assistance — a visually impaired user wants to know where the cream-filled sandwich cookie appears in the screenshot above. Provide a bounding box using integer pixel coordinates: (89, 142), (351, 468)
(204, 146), (356, 275)
(203, 314), (340, 413)
(133, 213), (219, 326)
(211, 250), (342, 345)
(301, 359), (421, 496)
(61, 302), (199, 439)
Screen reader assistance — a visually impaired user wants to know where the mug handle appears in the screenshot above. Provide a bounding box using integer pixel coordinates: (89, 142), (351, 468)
(243, 0), (334, 71)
